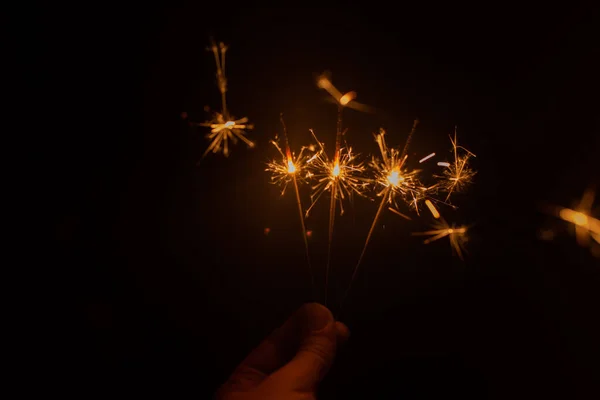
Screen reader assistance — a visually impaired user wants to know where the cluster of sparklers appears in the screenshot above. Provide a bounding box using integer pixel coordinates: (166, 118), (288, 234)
(192, 39), (598, 308)
(265, 73), (477, 306)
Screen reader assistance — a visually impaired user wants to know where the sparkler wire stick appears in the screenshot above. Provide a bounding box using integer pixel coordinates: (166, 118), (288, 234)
(325, 105), (344, 306)
(280, 115), (316, 299)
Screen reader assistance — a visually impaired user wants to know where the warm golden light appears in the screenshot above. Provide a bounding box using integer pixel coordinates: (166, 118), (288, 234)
(287, 159), (296, 174)
(573, 212), (588, 226)
(304, 129), (367, 218)
(339, 91), (356, 106)
(332, 162), (341, 177)
(544, 187), (600, 256)
(387, 169), (402, 187)
(425, 199), (441, 219)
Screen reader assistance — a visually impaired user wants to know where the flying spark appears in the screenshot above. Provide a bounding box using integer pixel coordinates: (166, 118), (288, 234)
(412, 218), (469, 260)
(419, 152), (436, 163)
(435, 128), (476, 201)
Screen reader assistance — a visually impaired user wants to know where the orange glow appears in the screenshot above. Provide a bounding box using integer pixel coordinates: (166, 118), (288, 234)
(425, 199), (440, 219)
(339, 91), (356, 106)
(559, 208), (590, 227)
(387, 169), (402, 187)
(332, 162), (341, 177)
(287, 159), (296, 173)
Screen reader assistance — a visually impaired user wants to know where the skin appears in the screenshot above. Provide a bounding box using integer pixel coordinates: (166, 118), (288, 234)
(216, 303), (350, 400)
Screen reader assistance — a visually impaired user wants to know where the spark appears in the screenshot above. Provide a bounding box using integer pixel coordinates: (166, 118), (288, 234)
(370, 126), (426, 212)
(265, 115), (317, 295)
(412, 218), (469, 260)
(196, 39), (254, 157)
(544, 187), (600, 255)
(304, 129), (368, 217)
(419, 152), (436, 163)
(316, 72), (374, 112)
(425, 199), (441, 219)
(197, 112), (254, 157)
(435, 127), (476, 201)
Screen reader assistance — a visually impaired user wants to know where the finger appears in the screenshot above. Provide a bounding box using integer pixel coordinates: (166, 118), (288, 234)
(269, 303), (339, 390)
(335, 321), (350, 345)
(222, 307), (304, 391)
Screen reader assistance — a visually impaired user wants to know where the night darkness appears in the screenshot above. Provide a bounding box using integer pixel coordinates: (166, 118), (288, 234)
(46, 2), (600, 398)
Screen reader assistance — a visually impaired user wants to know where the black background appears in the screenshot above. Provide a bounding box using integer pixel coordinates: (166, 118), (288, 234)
(46, 2), (599, 398)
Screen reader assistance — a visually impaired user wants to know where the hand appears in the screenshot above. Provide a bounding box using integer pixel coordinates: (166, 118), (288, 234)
(216, 303), (350, 399)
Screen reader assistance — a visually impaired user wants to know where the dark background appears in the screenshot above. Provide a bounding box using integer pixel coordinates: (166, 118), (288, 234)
(46, 2), (599, 398)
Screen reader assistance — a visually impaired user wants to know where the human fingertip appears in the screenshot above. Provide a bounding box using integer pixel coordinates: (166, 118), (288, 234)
(301, 303), (334, 332)
(335, 321), (350, 344)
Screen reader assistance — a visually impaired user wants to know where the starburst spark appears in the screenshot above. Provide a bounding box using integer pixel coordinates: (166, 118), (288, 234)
(304, 129), (368, 217)
(412, 218), (469, 260)
(197, 112), (254, 157)
(436, 128), (476, 201)
(196, 39), (254, 157)
(370, 128), (426, 212)
(265, 138), (314, 195)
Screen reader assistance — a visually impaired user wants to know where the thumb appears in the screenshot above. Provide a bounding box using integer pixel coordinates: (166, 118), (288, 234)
(270, 303), (338, 390)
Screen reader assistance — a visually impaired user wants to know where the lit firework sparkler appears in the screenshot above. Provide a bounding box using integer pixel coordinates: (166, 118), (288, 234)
(341, 121), (426, 308)
(195, 39), (254, 157)
(436, 128), (476, 201)
(308, 73), (368, 305)
(412, 218), (469, 260)
(265, 115), (317, 295)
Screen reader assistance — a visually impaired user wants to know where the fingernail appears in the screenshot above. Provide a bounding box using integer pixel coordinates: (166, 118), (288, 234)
(305, 303), (333, 332)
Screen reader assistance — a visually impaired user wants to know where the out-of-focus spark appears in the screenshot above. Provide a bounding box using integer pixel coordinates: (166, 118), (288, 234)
(197, 113), (254, 157)
(544, 187), (600, 255)
(436, 128), (476, 201)
(437, 162), (450, 167)
(265, 115), (317, 296)
(412, 219), (469, 260)
(425, 199), (440, 219)
(419, 153), (436, 163)
(197, 39), (253, 157)
(316, 72), (374, 113)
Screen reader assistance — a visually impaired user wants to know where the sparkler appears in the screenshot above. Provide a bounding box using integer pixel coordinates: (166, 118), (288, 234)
(265, 115), (316, 295)
(436, 128), (476, 201)
(411, 218), (469, 260)
(341, 121), (426, 309)
(308, 74), (369, 305)
(195, 39), (254, 157)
